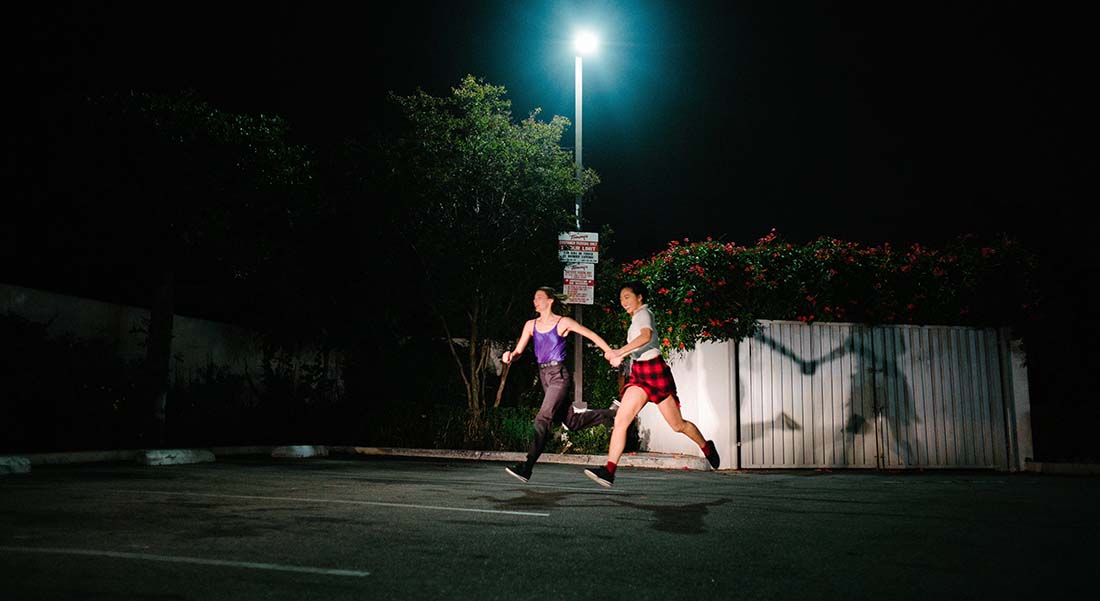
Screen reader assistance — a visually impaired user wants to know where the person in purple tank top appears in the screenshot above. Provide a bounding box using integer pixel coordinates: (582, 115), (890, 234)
(501, 286), (618, 483)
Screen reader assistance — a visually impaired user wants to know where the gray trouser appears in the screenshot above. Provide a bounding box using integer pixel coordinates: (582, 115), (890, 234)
(525, 363), (614, 467)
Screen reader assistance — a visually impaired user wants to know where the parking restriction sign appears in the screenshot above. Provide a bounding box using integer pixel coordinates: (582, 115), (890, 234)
(558, 232), (599, 264)
(563, 263), (595, 305)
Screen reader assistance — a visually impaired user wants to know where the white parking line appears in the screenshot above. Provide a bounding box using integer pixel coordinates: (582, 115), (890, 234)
(0, 546), (370, 577)
(320, 473), (626, 493)
(105, 489), (551, 517)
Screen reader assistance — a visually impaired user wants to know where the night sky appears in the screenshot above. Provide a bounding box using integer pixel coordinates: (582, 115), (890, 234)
(6, 0), (1095, 276)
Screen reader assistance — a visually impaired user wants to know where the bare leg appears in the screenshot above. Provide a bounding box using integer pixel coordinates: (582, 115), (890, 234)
(656, 395), (707, 447)
(607, 386), (648, 465)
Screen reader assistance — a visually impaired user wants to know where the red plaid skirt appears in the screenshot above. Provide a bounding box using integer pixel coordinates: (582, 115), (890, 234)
(621, 355), (679, 404)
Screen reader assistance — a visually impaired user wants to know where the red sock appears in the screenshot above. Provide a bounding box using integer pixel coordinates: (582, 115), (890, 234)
(700, 441), (712, 456)
(606, 461), (617, 475)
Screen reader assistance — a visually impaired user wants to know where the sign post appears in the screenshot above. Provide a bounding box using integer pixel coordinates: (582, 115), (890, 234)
(559, 232), (598, 410)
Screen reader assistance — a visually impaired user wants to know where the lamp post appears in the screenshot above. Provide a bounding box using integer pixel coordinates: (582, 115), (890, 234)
(572, 30), (597, 410)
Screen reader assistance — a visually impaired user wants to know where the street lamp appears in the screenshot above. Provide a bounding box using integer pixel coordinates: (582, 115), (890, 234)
(572, 30), (597, 410)
(573, 30), (598, 228)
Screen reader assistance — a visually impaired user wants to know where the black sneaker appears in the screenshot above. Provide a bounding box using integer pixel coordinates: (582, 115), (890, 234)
(584, 466), (615, 488)
(505, 463), (532, 483)
(703, 440), (721, 470)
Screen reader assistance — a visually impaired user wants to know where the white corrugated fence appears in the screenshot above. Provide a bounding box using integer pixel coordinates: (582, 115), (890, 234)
(636, 319), (1032, 471)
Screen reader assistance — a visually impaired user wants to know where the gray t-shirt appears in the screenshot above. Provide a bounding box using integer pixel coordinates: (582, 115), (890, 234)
(627, 304), (662, 361)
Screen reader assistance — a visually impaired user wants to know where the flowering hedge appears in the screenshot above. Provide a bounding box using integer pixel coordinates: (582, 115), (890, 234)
(589, 230), (1037, 353)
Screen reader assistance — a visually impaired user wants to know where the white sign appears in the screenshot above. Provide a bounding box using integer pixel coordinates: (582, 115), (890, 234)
(563, 263), (595, 305)
(558, 232), (599, 263)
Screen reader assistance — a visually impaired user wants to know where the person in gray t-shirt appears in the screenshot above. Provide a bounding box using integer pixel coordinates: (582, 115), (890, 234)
(584, 281), (720, 488)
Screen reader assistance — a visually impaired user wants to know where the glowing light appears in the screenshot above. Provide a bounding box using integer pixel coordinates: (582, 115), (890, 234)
(574, 30), (598, 55)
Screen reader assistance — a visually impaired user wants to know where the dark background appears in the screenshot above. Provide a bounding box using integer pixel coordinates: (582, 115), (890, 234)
(7, 1), (1094, 258)
(3, 1), (1096, 459)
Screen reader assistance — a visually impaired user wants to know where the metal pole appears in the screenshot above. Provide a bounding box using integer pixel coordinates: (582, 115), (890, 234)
(573, 54), (585, 410)
(575, 55), (583, 227)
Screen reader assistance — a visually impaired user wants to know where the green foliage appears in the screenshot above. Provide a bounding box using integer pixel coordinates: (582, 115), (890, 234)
(606, 230), (1037, 354)
(428, 406), (539, 451)
(81, 91), (315, 267)
(581, 334), (623, 409)
(563, 424), (612, 454)
(379, 75), (600, 416)
(407, 404), (612, 453)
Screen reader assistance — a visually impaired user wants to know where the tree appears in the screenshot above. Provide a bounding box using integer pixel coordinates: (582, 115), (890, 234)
(69, 91), (316, 445)
(379, 75), (598, 435)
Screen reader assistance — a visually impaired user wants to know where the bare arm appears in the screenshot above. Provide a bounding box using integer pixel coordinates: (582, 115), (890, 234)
(558, 317), (613, 354)
(612, 327), (654, 360)
(502, 320), (534, 364)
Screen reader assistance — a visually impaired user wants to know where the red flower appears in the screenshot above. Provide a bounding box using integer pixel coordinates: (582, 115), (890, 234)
(662, 338), (671, 347)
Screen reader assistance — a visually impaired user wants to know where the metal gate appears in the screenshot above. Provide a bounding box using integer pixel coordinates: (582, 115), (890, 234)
(738, 321), (1010, 469)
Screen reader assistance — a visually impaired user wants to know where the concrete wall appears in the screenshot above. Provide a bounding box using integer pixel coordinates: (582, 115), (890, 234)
(2, 282), (268, 384)
(635, 340), (737, 467)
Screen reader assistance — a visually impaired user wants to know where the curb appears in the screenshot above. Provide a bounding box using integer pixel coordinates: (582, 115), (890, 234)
(138, 449), (215, 466)
(1024, 461), (1100, 476)
(0, 456), (31, 475)
(4, 445), (711, 472)
(334, 446), (711, 471)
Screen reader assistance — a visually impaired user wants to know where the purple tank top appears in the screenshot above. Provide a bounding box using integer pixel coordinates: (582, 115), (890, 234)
(533, 318), (566, 363)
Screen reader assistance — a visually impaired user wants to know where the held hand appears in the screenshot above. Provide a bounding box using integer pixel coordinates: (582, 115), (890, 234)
(801, 359), (817, 375)
(609, 355), (624, 369)
(603, 349), (617, 362)
(502, 351), (513, 364)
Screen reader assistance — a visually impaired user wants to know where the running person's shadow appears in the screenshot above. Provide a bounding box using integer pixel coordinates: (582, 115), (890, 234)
(758, 330), (919, 465)
(608, 497), (731, 535)
(470, 488), (605, 512)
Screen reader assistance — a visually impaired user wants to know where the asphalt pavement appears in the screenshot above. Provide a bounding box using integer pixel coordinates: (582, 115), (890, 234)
(2, 455), (1096, 600)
